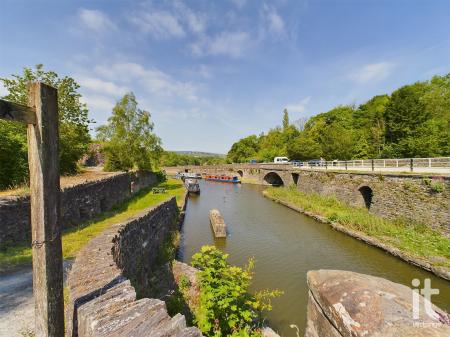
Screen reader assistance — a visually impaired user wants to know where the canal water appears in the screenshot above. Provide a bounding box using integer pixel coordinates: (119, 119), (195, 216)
(178, 180), (450, 336)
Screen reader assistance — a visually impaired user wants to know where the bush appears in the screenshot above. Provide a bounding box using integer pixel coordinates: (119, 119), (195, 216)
(191, 246), (282, 337)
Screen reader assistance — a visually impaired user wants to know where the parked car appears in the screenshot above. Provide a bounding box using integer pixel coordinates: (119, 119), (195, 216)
(249, 159), (258, 164)
(274, 156), (289, 164)
(308, 159), (323, 166)
(291, 160), (304, 167)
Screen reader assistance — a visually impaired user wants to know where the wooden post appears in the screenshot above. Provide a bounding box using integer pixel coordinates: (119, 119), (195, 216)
(27, 82), (64, 337)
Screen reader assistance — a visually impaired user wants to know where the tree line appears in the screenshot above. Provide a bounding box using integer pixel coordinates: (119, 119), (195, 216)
(227, 74), (450, 163)
(0, 65), (163, 189)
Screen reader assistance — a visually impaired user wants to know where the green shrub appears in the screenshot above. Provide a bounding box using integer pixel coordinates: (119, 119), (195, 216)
(430, 181), (445, 193)
(191, 246), (282, 337)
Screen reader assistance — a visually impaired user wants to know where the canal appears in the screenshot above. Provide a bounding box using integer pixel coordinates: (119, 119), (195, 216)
(178, 180), (450, 336)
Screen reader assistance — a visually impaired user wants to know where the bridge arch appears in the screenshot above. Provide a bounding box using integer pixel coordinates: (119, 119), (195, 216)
(358, 185), (373, 210)
(236, 169), (244, 178)
(263, 172), (284, 186)
(291, 173), (299, 186)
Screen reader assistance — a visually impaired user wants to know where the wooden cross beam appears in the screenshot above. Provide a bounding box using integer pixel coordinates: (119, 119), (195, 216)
(0, 99), (36, 124)
(0, 83), (64, 337)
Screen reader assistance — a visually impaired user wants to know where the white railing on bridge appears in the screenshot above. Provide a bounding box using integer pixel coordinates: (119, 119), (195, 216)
(291, 157), (450, 174)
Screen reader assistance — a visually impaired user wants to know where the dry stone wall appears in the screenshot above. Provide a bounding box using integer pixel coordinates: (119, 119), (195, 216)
(65, 197), (202, 337)
(0, 170), (158, 247)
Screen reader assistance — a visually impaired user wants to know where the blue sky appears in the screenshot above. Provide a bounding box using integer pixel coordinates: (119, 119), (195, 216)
(1, 0), (450, 153)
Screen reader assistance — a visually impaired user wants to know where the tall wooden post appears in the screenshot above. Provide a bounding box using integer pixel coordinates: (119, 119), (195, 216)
(27, 82), (64, 337)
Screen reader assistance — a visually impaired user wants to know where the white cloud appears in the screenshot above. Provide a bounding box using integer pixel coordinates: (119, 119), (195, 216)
(80, 94), (115, 112)
(77, 76), (129, 96)
(95, 62), (198, 101)
(192, 31), (251, 58)
(78, 9), (115, 33)
(285, 96), (311, 114)
(173, 1), (206, 34)
(130, 10), (185, 39)
(262, 4), (285, 35)
(349, 62), (395, 84)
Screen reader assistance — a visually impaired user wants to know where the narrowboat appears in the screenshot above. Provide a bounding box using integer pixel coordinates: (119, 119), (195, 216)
(204, 175), (241, 183)
(184, 178), (200, 194)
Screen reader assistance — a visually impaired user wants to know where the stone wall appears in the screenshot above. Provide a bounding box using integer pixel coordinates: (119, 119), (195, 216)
(65, 197), (202, 337)
(295, 171), (450, 236)
(305, 270), (450, 336)
(0, 170), (158, 247)
(112, 197), (179, 297)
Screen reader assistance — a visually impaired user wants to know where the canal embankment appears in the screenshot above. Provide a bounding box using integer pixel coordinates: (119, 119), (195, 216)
(263, 187), (450, 281)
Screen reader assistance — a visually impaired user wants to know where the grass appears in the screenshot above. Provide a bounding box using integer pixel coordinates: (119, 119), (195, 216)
(265, 186), (450, 268)
(0, 178), (185, 273)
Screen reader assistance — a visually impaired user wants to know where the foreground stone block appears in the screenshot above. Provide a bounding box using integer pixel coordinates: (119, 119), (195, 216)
(305, 270), (450, 337)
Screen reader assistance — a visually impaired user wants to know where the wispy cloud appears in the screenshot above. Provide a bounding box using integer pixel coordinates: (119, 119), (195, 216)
(285, 96), (311, 114)
(173, 1), (206, 34)
(262, 4), (285, 36)
(349, 62), (395, 84)
(80, 94), (115, 113)
(95, 62), (198, 101)
(130, 10), (185, 39)
(78, 9), (115, 33)
(191, 31), (251, 58)
(77, 76), (129, 96)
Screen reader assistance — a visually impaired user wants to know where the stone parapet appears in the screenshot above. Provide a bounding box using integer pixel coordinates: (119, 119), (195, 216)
(65, 197), (202, 337)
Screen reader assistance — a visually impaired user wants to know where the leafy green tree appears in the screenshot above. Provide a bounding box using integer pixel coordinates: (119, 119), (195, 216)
(282, 108), (289, 130)
(287, 135), (322, 160)
(191, 246), (282, 337)
(97, 92), (162, 171)
(0, 64), (91, 188)
(384, 83), (429, 157)
(227, 135), (260, 163)
(0, 121), (28, 188)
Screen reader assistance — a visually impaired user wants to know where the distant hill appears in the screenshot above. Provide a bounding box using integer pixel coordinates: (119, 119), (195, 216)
(173, 151), (226, 158)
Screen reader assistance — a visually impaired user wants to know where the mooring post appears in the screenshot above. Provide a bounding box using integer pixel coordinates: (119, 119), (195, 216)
(27, 82), (64, 337)
(410, 158), (413, 172)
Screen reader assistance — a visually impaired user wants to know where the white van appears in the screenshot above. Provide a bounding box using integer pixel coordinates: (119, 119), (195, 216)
(274, 157), (289, 164)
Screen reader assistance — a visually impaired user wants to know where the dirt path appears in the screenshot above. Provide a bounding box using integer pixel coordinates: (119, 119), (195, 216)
(0, 261), (73, 337)
(0, 267), (33, 337)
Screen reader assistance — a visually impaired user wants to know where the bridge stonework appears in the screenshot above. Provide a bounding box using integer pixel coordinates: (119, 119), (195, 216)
(164, 164), (450, 236)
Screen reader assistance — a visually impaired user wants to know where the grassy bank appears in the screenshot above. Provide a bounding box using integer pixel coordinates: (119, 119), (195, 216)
(0, 178), (185, 273)
(265, 186), (450, 269)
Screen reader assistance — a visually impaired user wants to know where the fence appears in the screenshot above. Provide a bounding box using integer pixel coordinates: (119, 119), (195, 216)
(291, 157), (450, 173)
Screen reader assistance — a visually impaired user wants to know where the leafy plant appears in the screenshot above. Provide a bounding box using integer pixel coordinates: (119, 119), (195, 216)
(191, 246), (282, 337)
(430, 181), (445, 193)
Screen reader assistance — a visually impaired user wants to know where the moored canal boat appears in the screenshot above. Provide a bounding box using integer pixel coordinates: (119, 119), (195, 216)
(205, 175), (241, 183)
(184, 178), (200, 194)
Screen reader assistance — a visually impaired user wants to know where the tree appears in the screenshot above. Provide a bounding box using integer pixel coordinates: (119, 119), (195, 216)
(0, 64), (91, 188)
(96, 92), (162, 171)
(287, 135), (322, 160)
(227, 135), (260, 163)
(282, 108), (289, 130)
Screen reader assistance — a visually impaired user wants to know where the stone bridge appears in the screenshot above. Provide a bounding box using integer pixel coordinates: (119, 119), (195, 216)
(164, 164), (450, 236)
